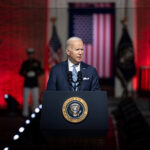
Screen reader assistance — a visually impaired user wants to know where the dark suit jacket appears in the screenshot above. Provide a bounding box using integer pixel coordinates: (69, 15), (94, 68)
(46, 61), (100, 91)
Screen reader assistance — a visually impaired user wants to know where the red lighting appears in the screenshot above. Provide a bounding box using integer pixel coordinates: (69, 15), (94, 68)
(0, 1), (46, 107)
(133, 0), (150, 91)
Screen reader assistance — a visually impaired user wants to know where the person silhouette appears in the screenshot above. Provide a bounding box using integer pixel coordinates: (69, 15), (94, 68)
(19, 48), (44, 117)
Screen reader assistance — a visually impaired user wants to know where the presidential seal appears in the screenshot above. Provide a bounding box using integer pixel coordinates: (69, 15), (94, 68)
(62, 97), (88, 123)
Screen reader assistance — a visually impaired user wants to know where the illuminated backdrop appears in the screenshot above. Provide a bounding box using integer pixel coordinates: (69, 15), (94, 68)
(0, 1), (46, 107)
(134, 0), (150, 91)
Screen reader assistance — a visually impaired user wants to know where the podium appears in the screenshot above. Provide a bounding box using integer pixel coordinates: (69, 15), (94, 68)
(40, 91), (109, 150)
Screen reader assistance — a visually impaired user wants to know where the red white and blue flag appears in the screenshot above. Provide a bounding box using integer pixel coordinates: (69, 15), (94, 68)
(69, 3), (114, 78)
(49, 24), (62, 69)
(45, 24), (62, 86)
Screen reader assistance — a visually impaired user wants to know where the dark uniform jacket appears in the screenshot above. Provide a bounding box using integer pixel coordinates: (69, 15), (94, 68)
(20, 59), (44, 88)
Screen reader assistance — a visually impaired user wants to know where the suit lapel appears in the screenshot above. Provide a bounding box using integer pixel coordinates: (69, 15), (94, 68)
(62, 61), (72, 91)
(79, 62), (87, 91)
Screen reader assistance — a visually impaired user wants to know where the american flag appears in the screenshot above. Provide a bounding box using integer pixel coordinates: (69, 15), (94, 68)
(70, 3), (114, 78)
(45, 24), (62, 86)
(48, 24), (62, 69)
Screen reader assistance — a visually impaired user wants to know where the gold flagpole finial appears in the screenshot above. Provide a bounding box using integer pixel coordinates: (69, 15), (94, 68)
(51, 17), (57, 25)
(121, 16), (127, 26)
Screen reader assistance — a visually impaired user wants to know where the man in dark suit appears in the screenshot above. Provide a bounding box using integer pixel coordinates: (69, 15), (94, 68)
(46, 37), (100, 91)
(45, 37), (101, 149)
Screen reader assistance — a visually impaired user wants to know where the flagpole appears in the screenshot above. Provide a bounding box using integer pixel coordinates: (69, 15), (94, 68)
(124, 0), (128, 20)
(121, 0), (128, 27)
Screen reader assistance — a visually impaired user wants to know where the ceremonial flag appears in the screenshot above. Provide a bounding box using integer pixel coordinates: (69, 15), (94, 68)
(45, 24), (62, 87)
(48, 24), (62, 69)
(116, 25), (136, 81)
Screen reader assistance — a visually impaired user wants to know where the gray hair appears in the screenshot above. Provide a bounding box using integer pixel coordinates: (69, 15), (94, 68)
(66, 37), (83, 50)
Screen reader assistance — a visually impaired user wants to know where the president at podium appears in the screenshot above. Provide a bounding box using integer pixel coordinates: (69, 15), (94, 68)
(42, 37), (108, 150)
(46, 36), (101, 91)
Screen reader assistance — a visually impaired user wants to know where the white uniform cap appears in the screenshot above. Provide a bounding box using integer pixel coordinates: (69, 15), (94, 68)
(27, 48), (34, 54)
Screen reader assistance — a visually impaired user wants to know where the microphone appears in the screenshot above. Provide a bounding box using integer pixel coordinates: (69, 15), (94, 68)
(67, 71), (82, 90)
(67, 71), (72, 86)
(77, 71), (82, 86)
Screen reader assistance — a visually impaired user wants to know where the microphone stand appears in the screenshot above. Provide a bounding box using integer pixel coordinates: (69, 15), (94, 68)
(67, 71), (82, 91)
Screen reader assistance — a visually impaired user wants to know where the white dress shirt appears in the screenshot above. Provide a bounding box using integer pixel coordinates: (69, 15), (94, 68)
(68, 59), (80, 72)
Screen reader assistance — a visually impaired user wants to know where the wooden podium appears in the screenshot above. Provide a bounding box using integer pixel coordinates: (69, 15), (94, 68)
(40, 91), (109, 150)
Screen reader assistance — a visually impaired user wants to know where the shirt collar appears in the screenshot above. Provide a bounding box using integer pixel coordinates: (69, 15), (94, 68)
(68, 59), (80, 72)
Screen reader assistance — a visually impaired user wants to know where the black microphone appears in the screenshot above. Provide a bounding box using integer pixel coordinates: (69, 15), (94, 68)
(67, 71), (77, 91)
(67, 71), (82, 90)
(77, 71), (82, 86)
(67, 71), (72, 86)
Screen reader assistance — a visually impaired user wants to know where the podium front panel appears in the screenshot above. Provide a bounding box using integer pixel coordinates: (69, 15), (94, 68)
(40, 91), (109, 137)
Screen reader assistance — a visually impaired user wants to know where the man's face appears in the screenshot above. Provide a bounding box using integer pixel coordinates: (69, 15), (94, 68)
(66, 40), (84, 64)
(28, 53), (34, 59)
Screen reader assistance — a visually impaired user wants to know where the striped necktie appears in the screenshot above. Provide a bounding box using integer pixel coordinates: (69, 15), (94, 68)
(72, 64), (78, 91)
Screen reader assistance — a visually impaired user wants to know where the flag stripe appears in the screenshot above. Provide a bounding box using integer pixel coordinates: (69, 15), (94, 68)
(105, 14), (111, 78)
(99, 14), (104, 77)
(96, 15), (100, 74)
(110, 14), (113, 77)
(103, 14), (106, 78)
(93, 14), (97, 68)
